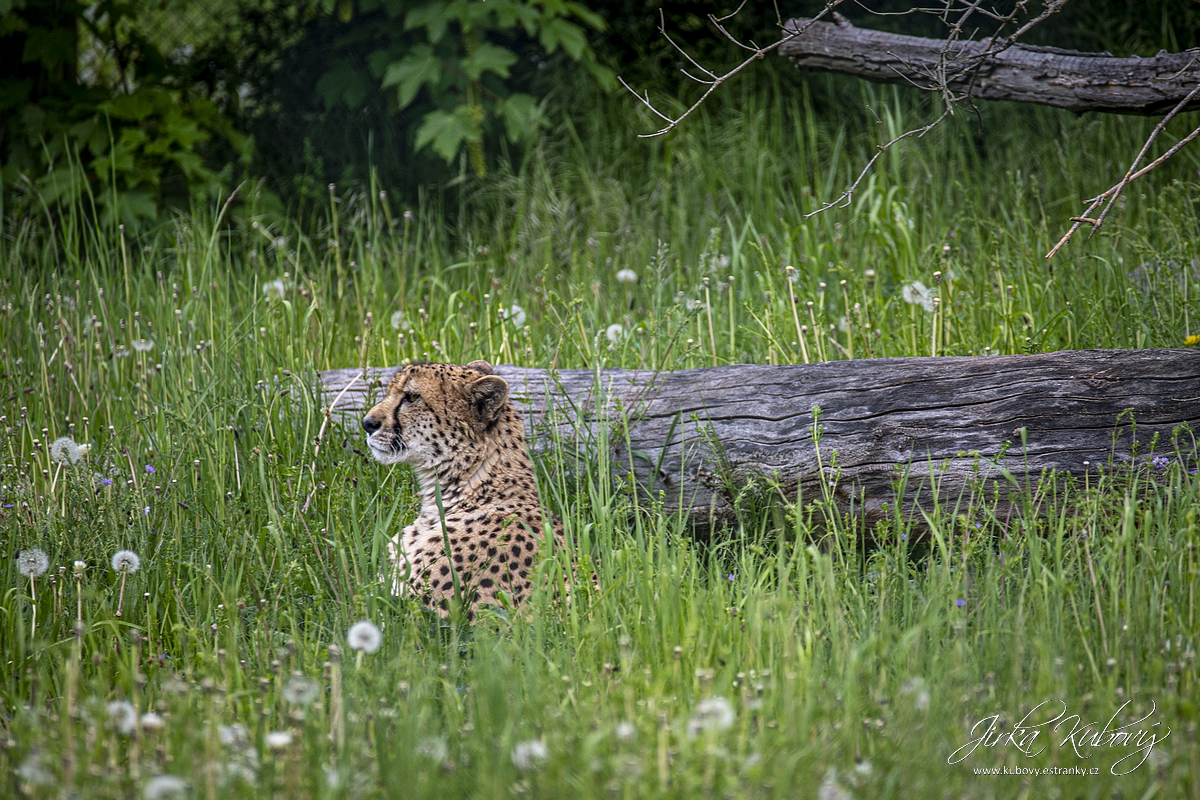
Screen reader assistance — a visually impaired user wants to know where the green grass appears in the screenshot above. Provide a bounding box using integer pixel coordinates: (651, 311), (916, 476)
(2, 74), (1199, 798)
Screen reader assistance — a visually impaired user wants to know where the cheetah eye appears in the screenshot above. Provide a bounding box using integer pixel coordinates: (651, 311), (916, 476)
(400, 391), (419, 408)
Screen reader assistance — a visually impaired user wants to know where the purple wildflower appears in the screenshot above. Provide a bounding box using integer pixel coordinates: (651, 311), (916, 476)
(955, 599), (966, 608)
(144, 465), (156, 474)
(727, 573), (735, 581)
(100, 478), (113, 486)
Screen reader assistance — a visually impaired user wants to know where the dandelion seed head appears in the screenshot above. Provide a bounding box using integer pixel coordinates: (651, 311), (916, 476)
(416, 736), (448, 761)
(17, 547), (49, 577)
(614, 721), (636, 741)
(262, 278), (287, 301)
(50, 436), (83, 465)
(112, 550), (141, 574)
(264, 730), (293, 750)
(132, 339), (155, 353)
(143, 774), (187, 800)
(390, 310), (406, 330)
(512, 739), (548, 771)
(508, 304), (527, 328)
(219, 724), (250, 748)
(16, 752), (54, 786)
(140, 712), (166, 731)
(901, 281), (936, 313)
(687, 696), (735, 737)
(347, 620), (382, 653)
(818, 766), (852, 800)
(616, 269), (638, 284)
(282, 676), (319, 705)
(605, 323), (624, 344)
(107, 700), (137, 735)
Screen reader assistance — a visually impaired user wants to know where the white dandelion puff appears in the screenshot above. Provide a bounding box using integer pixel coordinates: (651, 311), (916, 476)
(415, 736), (448, 761)
(107, 700), (137, 735)
(112, 550), (141, 574)
(390, 310), (406, 330)
(512, 739), (548, 772)
(262, 278), (287, 301)
(605, 323), (625, 344)
(614, 721), (636, 741)
(114, 345), (130, 358)
(282, 676), (319, 706)
(17, 548), (49, 577)
(50, 436), (83, 465)
(16, 752), (54, 786)
(219, 724), (250, 748)
(140, 712), (166, 731)
(818, 766), (852, 800)
(901, 281), (936, 312)
(263, 730), (293, 750)
(616, 268), (638, 284)
(143, 774), (187, 800)
(132, 338), (155, 353)
(347, 620), (382, 653)
(687, 696), (735, 737)
(508, 304), (527, 328)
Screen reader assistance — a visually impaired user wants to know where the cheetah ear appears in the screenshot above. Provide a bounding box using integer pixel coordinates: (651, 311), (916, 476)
(466, 375), (508, 424)
(466, 359), (494, 375)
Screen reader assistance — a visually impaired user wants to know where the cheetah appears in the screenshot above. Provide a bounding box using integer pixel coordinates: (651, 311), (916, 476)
(361, 359), (563, 618)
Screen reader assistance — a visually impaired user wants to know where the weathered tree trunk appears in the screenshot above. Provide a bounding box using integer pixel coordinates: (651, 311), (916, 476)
(320, 349), (1200, 532)
(779, 15), (1200, 116)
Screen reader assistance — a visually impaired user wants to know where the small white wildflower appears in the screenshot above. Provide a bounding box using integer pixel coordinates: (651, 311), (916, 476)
(17, 548), (49, 577)
(390, 310), (406, 330)
(140, 712), (166, 731)
(107, 700), (137, 735)
(818, 766), (852, 800)
(282, 676), (319, 705)
(616, 268), (638, 284)
(512, 739), (548, 772)
(262, 278), (287, 301)
(854, 759), (874, 779)
(508, 304), (527, 328)
(347, 620), (382, 653)
(114, 345), (130, 358)
(605, 323), (624, 344)
(263, 730), (293, 750)
(915, 689), (930, 711)
(614, 721), (636, 741)
(901, 677), (930, 711)
(132, 338), (155, 353)
(143, 774), (187, 800)
(16, 752), (53, 786)
(111, 550), (141, 574)
(415, 736), (448, 761)
(50, 436), (83, 465)
(325, 767), (341, 789)
(901, 281), (936, 312)
(687, 696), (735, 737)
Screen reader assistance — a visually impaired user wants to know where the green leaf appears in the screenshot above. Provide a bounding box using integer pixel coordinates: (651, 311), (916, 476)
(496, 92), (544, 143)
(414, 107), (478, 163)
(21, 25), (77, 69)
(586, 60), (617, 93)
(381, 45), (440, 110)
(0, 78), (31, 111)
(316, 60), (374, 110)
(565, 2), (607, 31)
(539, 17), (587, 61)
(461, 42), (517, 80)
(404, 4), (449, 43)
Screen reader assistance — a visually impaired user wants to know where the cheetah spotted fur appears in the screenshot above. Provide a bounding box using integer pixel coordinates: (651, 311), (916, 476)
(362, 360), (562, 618)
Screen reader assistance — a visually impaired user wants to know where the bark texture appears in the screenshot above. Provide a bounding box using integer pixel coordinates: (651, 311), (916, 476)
(780, 16), (1200, 115)
(320, 349), (1200, 531)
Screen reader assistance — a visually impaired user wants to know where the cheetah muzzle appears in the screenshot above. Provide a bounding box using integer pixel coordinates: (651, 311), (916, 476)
(362, 359), (563, 619)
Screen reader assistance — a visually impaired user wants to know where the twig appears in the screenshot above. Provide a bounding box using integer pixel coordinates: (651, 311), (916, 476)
(1046, 81), (1200, 259)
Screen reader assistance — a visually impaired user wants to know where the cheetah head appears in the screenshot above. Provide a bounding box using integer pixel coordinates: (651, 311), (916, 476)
(361, 360), (509, 468)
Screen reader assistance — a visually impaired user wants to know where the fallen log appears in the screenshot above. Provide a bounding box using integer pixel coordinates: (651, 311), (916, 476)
(779, 15), (1200, 116)
(319, 349), (1200, 531)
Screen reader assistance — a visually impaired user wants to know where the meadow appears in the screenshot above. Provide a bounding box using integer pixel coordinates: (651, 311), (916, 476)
(2, 72), (1200, 798)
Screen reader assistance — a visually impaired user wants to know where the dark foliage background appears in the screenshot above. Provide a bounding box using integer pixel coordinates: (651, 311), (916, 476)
(2, 0), (1198, 219)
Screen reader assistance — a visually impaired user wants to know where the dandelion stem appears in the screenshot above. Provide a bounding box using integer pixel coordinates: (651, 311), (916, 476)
(116, 571), (127, 619)
(29, 575), (37, 641)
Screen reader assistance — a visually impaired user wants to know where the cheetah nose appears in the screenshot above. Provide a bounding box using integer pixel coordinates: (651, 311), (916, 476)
(362, 416), (381, 435)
